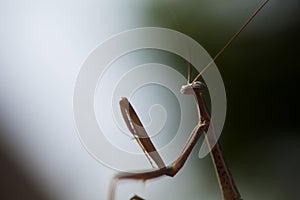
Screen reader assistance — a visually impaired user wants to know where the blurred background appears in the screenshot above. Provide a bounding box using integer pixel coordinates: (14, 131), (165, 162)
(0, 0), (299, 199)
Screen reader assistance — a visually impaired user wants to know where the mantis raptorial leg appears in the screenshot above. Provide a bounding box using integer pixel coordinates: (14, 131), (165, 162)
(109, 83), (211, 200)
(108, 1), (269, 199)
(111, 83), (241, 200)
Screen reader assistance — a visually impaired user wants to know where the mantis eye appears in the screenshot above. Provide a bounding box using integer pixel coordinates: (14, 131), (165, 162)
(193, 81), (206, 90)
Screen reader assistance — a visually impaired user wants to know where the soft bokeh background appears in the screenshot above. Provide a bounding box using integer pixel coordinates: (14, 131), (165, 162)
(0, 0), (299, 200)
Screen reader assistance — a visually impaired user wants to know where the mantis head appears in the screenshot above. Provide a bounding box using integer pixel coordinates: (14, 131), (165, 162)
(180, 81), (206, 95)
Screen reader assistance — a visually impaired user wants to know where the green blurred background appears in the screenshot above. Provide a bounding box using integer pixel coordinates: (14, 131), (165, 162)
(143, 0), (300, 199)
(144, 0), (300, 199)
(0, 0), (299, 199)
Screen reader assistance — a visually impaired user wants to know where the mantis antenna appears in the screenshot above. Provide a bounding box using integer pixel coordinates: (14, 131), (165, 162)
(192, 0), (269, 83)
(187, 62), (191, 84)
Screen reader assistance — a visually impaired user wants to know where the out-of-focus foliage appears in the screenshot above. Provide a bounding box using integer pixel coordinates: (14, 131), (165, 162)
(142, 0), (300, 199)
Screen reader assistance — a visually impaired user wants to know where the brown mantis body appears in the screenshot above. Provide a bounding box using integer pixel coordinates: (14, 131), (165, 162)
(108, 1), (269, 199)
(109, 82), (241, 200)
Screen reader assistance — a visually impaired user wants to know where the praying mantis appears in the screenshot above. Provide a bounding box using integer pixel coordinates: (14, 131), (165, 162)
(108, 1), (269, 199)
